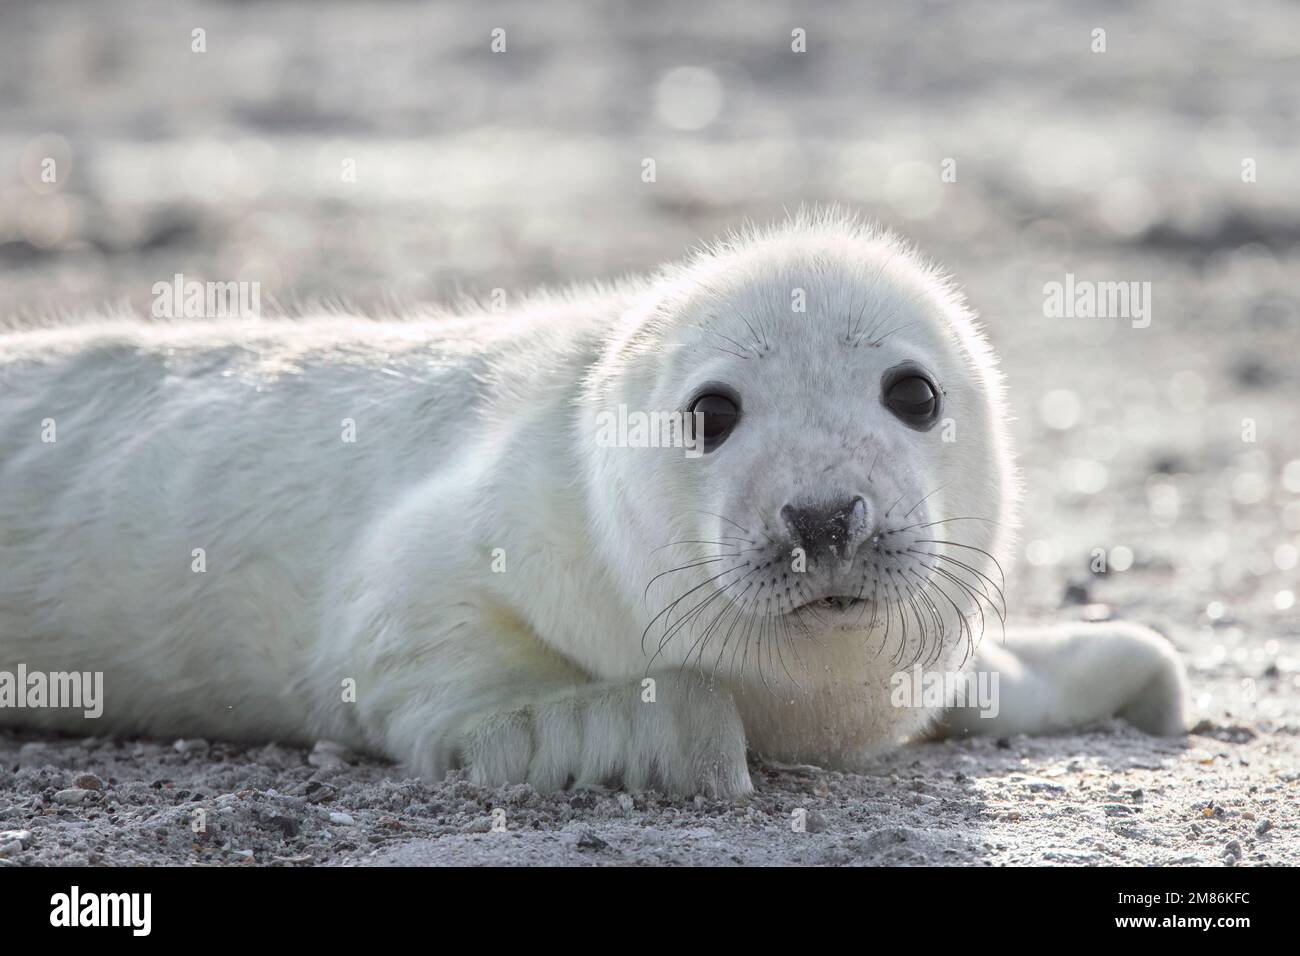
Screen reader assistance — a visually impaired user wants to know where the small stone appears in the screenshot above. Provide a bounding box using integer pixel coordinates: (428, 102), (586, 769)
(74, 773), (103, 791)
(264, 813), (300, 838)
(575, 830), (608, 850)
(568, 791), (595, 810)
(804, 810), (830, 832)
(0, 840), (23, 857)
(0, 829), (33, 849)
(173, 738), (210, 754)
(53, 788), (93, 805)
(616, 793), (635, 812)
(1223, 840), (1242, 860)
(327, 811), (355, 826)
(1256, 819), (1273, 836)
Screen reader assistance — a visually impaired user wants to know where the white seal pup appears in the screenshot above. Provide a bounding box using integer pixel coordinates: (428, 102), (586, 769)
(0, 212), (1187, 796)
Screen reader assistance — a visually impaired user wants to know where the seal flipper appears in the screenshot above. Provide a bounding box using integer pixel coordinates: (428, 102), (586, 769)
(933, 621), (1189, 739)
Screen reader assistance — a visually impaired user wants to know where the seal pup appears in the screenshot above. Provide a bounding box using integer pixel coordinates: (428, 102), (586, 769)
(0, 211), (1187, 796)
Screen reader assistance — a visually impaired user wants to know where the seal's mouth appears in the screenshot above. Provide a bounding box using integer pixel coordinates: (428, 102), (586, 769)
(789, 594), (870, 615)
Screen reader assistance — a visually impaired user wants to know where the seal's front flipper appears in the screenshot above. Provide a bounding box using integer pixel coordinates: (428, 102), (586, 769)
(450, 672), (753, 799)
(934, 621), (1189, 740)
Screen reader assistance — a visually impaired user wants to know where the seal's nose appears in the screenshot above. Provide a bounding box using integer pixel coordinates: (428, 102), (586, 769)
(780, 495), (871, 562)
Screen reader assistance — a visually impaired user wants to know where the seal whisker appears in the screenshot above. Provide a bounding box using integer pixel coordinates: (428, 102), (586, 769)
(907, 567), (974, 664)
(644, 555), (742, 603)
(910, 574), (950, 668)
(678, 568), (760, 679)
(886, 570), (912, 666)
(781, 595), (818, 670)
(909, 547), (1007, 619)
(650, 565), (757, 666)
(710, 580), (758, 681)
(734, 313), (769, 355)
(882, 515), (998, 537)
(650, 537), (750, 554)
(903, 481), (950, 520)
(920, 556), (987, 639)
(915, 537), (1009, 587)
(855, 303), (901, 347)
(738, 587), (764, 686)
(687, 324), (755, 361)
(684, 509), (772, 546)
(872, 568), (895, 659)
(640, 561), (751, 657)
(772, 602), (804, 684)
(898, 583), (932, 668)
(919, 554), (1007, 647)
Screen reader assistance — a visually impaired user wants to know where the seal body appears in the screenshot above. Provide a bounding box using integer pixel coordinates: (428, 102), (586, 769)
(0, 213), (1186, 795)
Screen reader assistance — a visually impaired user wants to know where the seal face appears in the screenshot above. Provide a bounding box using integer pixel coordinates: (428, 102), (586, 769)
(581, 213), (1016, 763)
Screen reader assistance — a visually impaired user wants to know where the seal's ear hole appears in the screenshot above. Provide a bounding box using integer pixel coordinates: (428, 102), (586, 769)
(687, 389), (741, 452)
(882, 366), (939, 429)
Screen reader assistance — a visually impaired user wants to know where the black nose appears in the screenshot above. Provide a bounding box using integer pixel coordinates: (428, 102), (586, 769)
(780, 496), (870, 561)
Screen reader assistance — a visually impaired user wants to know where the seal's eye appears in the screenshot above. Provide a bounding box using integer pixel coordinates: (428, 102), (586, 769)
(688, 392), (740, 451)
(884, 374), (938, 426)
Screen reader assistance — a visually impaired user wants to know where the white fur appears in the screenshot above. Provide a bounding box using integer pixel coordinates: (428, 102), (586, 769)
(0, 212), (1187, 795)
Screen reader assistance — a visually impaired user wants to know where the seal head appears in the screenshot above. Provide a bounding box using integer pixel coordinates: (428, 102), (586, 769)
(583, 213), (1016, 763)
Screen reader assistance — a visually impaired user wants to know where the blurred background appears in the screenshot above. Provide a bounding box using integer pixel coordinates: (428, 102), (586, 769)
(2, 0), (1299, 723)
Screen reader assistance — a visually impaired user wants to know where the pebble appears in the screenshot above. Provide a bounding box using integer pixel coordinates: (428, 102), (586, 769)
(53, 788), (93, 805)
(575, 830), (609, 850)
(617, 793), (635, 812)
(263, 813), (301, 838)
(327, 811), (355, 826)
(173, 738), (210, 754)
(0, 829), (33, 849)
(74, 773), (103, 791)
